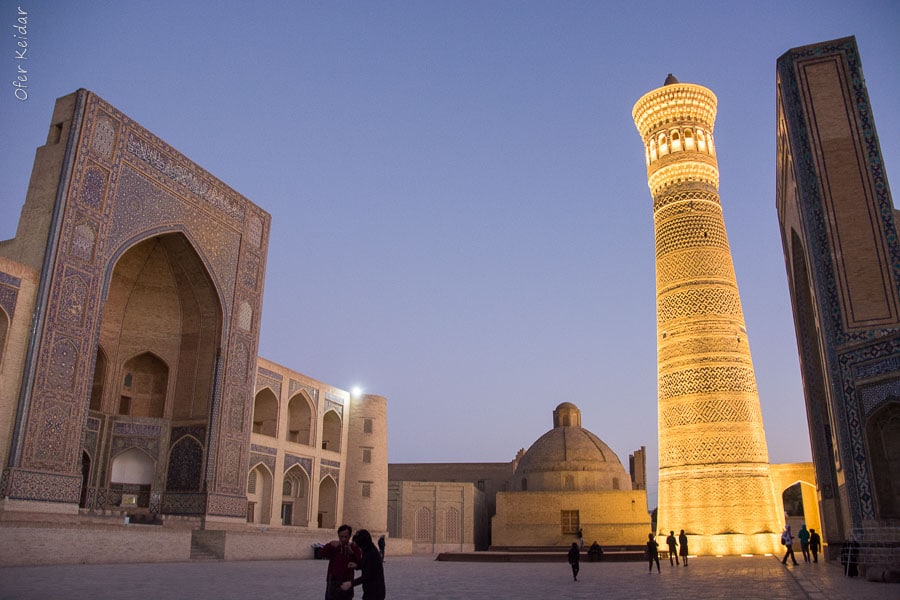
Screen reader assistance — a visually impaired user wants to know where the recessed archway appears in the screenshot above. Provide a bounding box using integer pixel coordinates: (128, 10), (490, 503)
(87, 232), (223, 513)
(253, 388), (279, 437)
(318, 475), (337, 529)
(247, 463), (274, 525)
(866, 400), (900, 519)
(282, 464), (311, 526)
(287, 392), (314, 445)
(321, 410), (342, 453)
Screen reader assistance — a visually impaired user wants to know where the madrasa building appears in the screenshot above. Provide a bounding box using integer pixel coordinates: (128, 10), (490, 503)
(776, 37), (900, 567)
(0, 90), (387, 564)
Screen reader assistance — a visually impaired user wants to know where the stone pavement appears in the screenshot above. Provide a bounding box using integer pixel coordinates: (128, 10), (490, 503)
(0, 554), (892, 599)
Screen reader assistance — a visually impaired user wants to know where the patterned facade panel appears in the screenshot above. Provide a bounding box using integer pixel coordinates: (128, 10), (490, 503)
(659, 433), (770, 467)
(0, 272), (21, 318)
(656, 286), (743, 323)
(2, 468), (82, 503)
(170, 425), (206, 445)
(660, 397), (763, 429)
(284, 454), (313, 476)
(289, 380), (318, 405)
(250, 451), (276, 473)
(321, 466), (340, 482)
(654, 210), (730, 257)
(109, 165), (240, 301)
(658, 365), (758, 400)
(206, 492), (248, 518)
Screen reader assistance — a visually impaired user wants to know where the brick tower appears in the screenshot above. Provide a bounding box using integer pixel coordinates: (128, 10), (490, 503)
(632, 76), (782, 555)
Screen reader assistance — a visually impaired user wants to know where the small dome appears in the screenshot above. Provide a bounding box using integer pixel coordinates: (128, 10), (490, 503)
(664, 73), (679, 85)
(514, 404), (631, 492)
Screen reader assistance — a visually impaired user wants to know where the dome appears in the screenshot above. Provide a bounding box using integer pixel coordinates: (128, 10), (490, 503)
(513, 403), (631, 492)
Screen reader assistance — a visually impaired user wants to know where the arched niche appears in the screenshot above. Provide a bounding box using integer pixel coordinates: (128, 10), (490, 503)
(866, 400), (900, 519)
(247, 463), (273, 525)
(321, 410), (342, 453)
(118, 352), (168, 418)
(282, 464), (311, 526)
(96, 233), (223, 422)
(287, 391), (314, 445)
(253, 387), (279, 437)
(318, 475), (337, 529)
(166, 435), (204, 492)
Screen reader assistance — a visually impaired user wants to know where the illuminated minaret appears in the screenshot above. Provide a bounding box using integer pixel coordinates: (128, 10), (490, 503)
(632, 75), (781, 555)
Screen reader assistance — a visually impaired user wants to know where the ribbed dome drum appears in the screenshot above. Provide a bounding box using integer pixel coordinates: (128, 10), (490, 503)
(513, 403), (631, 492)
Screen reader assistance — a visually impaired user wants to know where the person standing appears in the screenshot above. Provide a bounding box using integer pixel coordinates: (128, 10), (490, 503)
(798, 524), (811, 563)
(809, 528), (821, 563)
(646, 533), (661, 574)
(577, 528), (584, 550)
(665, 530), (679, 566)
(678, 529), (689, 566)
(341, 529), (385, 600)
(321, 524), (362, 600)
(781, 525), (799, 566)
(377, 535), (385, 562)
(567, 542), (580, 581)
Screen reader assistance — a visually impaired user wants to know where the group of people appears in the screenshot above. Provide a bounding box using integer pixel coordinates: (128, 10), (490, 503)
(781, 523), (821, 565)
(321, 524), (386, 600)
(646, 530), (688, 573)
(567, 530), (689, 580)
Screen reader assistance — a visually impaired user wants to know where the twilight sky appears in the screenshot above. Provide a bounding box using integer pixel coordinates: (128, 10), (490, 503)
(2, 1), (898, 507)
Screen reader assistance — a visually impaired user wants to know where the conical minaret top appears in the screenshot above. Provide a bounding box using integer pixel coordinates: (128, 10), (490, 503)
(632, 78), (718, 200)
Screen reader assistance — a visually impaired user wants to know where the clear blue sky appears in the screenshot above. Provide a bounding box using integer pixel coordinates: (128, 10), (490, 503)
(2, 1), (898, 507)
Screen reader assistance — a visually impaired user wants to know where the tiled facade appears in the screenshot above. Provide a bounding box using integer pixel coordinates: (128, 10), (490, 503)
(776, 36), (900, 548)
(0, 91), (388, 557)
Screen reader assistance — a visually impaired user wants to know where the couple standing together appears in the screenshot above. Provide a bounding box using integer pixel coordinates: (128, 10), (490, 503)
(321, 524), (385, 600)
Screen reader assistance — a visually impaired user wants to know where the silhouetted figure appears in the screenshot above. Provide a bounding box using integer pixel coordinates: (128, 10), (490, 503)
(666, 530), (679, 566)
(781, 525), (799, 566)
(377, 535), (385, 562)
(646, 533), (660, 573)
(678, 529), (689, 566)
(342, 529), (385, 600)
(588, 541), (603, 562)
(809, 528), (821, 563)
(798, 524), (811, 563)
(577, 528), (584, 550)
(567, 542), (580, 581)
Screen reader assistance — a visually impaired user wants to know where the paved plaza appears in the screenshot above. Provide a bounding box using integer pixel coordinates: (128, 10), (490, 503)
(0, 554), (891, 600)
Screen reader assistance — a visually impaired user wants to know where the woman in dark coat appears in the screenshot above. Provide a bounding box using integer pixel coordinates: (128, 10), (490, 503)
(341, 529), (385, 600)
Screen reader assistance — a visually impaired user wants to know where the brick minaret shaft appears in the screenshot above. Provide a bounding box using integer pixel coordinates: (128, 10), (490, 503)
(632, 75), (781, 554)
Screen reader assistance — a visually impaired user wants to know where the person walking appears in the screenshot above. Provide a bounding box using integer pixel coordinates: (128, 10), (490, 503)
(646, 533), (661, 574)
(567, 542), (580, 581)
(678, 529), (689, 566)
(809, 528), (821, 563)
(781, 525), (799, 566)
(798, 524), (811, 563)
(665, 530), (679, 566)
(341, 529), (385, 600)
(321, 524), (362, 600)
